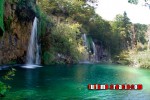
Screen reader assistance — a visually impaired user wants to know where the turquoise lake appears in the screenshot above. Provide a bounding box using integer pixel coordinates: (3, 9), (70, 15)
(1, 64), (150, 100)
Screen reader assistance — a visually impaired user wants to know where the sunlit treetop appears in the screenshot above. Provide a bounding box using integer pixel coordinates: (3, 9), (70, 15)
(128, 0), (139, 4)
(128, 0), (150, 8)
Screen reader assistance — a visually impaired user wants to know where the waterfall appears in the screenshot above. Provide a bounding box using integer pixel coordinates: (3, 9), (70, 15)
(35, 43), (41, 64)
(92, 41), (98, 62)
(82, 34), (88, 48)
(80, 34), (90, 63)
(80, 34), (99, 63)
(22, 17), (41, 68)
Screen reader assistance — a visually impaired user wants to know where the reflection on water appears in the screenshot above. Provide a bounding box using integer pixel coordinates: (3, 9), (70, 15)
(1, 64), (150, 100)
(25, 69), (38, 89)
(74, 65), (87, 83)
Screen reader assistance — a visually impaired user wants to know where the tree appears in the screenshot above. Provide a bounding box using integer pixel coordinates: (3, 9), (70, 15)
(110, 12), (132, 55)
(134, 23), (148, 44)
(123, 12), (132, 48)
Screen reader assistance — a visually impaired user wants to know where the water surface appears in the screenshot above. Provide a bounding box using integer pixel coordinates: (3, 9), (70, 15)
(1, 64), (150, 100)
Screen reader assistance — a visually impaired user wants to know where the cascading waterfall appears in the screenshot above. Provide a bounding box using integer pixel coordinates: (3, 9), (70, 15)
(80, 34), (90, 63)
(92, 41), (98, 62)
(82, 34), (88, 48)
(22, 17), (41, 68)
(35, 43), (41, 65)
(80, 34), (99, 63)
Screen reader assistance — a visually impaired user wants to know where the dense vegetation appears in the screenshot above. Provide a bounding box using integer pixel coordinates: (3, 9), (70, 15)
(0, 0), (149, 65)
(37, 0), (107, 64)
(36, 0), (149, 67)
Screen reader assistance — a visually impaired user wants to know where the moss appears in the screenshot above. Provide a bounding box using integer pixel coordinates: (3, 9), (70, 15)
(0, 0), (5, 36)
(38, 14), (47, 37)
(36, 5), (54, 37)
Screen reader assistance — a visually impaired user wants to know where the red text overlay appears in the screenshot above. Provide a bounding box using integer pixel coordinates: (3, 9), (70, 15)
(88, 84), (143, 90)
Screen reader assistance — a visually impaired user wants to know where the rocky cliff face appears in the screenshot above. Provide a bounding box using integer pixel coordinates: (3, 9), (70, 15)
(0, 1), (35, 64)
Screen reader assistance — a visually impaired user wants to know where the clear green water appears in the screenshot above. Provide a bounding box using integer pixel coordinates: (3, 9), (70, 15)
(1, 64), (150, 100)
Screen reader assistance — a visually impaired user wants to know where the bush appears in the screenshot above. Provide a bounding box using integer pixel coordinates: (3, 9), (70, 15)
(113, 50), (130, 65)
(136, 51), (150, 68)
(118, 50), (150, 68)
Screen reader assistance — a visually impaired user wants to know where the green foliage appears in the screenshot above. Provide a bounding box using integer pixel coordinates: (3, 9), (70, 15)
(41, 22), (83, 64)
(114, 50), (130, 65)
(36, 4), (54, 37)
(127, 50), (150, 68)
(128, 0), (150, 8)
(128, 0), (138, 4)
(38, 0), (85, 16)
(43, 51), (55, 65)
(84, 14), (112, 55)
(38, 0), (148, 64)
(7, 60), (17, 65)
(110, 13), (148, 63)
(110, 13), (132, 56)
(3, 68), (16, 80)
(134, 23), (148, 44)
(0, 0), (5, 36)
(0, 81), (7, 96)
(38, 0), (95, 21)
(0, 68), (16, 97)
(50, 23), (82, 62)
(38, 15), (53, 37)
(38, 0), (111, 63)
(16, 0), (36, 21)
